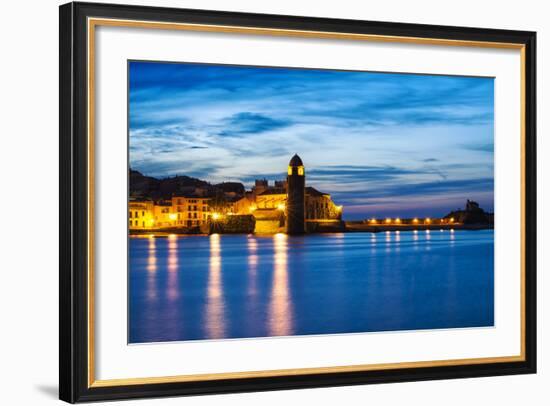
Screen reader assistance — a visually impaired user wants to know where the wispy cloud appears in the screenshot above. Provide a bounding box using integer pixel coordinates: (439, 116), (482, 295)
(462, 142), (494, 152)
(219, 112), (292, 137)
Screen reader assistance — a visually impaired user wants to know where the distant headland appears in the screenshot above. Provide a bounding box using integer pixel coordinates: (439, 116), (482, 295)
(129, 155), (493, 235)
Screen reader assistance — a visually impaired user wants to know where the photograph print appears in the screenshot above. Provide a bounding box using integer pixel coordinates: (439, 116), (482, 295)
(128, 61), (494, 344)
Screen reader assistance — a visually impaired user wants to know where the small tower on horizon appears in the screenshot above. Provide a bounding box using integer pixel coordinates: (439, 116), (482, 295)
(286, 154), (306, 234)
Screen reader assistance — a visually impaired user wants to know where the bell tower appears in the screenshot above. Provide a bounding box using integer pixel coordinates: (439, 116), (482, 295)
(286, 154), (305, 234)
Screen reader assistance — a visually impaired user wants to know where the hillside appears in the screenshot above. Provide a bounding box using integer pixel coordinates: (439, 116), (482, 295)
(129, 169), (244, 200)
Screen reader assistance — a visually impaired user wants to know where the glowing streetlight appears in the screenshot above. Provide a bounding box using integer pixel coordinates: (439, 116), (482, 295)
(212, 212), (221, 220)
(413, 218), (419, 224)
(395, 218), (401, 224)
(370, 218), (378, 224)
(385, 218), (392, 224)
(168, 213), (177, 221)
(277, 203), (286, 211)
(425, 217), (431, 224)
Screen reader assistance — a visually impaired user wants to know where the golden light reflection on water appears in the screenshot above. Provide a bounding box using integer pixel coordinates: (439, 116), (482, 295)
(146, 236), (157, 301)
(147, 236), (156, 271)
(167, 234), (179, 301)
(268, 233), (293, 336)
(206, 234), (226, 339)
(247, 236), (259, 296)
(370, 233), (377, 254)
(385, 230), (391, 253)
(394, 230), (401, 253)
(425, 229), (431, 251)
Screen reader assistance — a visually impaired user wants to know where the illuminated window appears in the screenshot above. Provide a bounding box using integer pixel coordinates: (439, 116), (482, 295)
(288, 166), (292, 175)
(298, 166), (304, 176)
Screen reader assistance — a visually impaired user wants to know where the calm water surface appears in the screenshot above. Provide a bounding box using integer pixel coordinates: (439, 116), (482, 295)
(129, 230), (494, 343)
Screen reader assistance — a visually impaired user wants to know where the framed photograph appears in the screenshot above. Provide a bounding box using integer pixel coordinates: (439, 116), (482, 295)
(59, 2), (537, 403)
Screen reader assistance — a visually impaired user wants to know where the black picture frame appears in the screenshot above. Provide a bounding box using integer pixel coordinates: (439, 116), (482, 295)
(60, 1), (537, 403)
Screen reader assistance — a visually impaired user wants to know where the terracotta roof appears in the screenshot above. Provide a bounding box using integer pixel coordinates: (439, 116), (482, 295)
(306, 186), (329, 197)
(258, 188), (286, 196)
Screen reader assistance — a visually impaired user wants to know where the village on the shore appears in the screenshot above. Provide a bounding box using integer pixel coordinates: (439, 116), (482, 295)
(129, 154), (493, 235)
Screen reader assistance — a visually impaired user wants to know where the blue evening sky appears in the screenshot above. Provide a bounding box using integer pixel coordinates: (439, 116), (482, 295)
(129, 61), (494, 220)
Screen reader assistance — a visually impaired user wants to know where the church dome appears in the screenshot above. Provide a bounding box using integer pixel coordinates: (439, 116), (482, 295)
(289, 154), (303, 167)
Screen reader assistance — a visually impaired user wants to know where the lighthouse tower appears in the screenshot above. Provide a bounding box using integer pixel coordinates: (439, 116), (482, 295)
(286, 154), (306, 234)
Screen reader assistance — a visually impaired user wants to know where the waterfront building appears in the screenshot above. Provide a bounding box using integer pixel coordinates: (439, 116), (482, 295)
(171, 196), (211, 227)
(305, 186), (342, 221)
(247, 154), (342, 233)
(152, 201), (175, 228)
(128, 196), (212, 230)
(256, 187), (286, 209)
(128, 154), (343, 233)
(128, 200), (155, 229)
(252, 179), (269, 195)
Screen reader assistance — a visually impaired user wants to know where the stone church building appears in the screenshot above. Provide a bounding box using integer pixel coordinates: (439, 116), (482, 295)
(234, 154), (343, 234)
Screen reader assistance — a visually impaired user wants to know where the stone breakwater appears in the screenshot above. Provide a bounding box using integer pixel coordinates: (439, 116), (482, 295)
(344, 222), (493, 232)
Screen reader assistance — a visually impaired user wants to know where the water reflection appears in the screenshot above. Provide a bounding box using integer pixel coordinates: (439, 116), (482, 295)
(425, 229), (431, 251)
(370, 233), (377, 254)
(247, 236), (259, 296)
(205, 234), (226, 339)
(268, 233), (293, 336)
(395, 230), (401, 253)
(146, 236), (157, 301)
(129, 230), (495, 343)
(167, 234), (179, 301)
